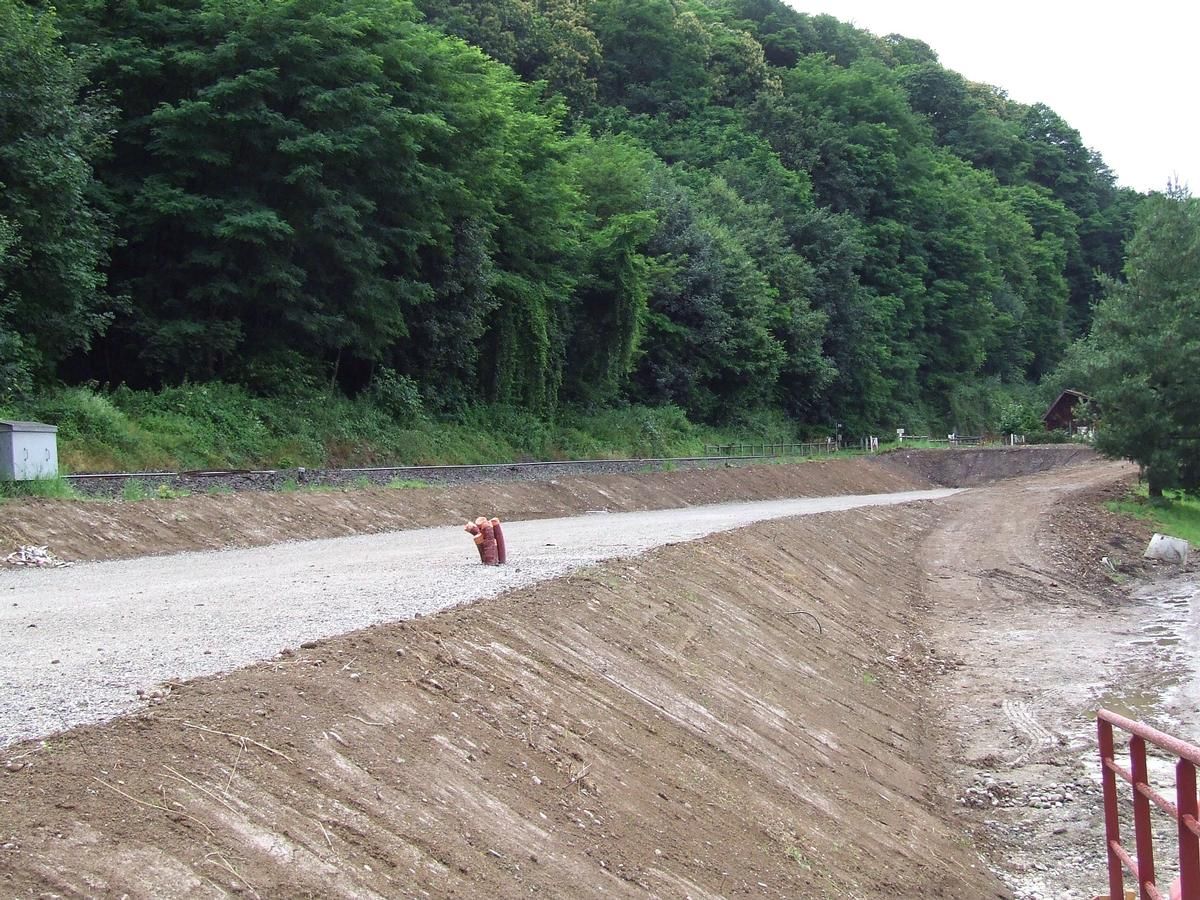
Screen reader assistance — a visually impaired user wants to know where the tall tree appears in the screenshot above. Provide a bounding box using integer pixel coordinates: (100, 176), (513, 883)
(60, 0), (583, 408)
(0, 0), (112, 396)
(1085, 186), (1200, 495)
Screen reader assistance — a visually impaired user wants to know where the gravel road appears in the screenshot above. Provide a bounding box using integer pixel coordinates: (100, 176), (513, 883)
(1, 488), (955, 747)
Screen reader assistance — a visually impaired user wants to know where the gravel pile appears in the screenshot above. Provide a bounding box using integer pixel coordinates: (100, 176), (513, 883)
(0, 488), (954, 747)
(959, 772), (1095, 810)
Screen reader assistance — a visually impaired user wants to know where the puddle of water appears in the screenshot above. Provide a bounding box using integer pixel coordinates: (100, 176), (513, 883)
(1119, 575), (1200, 730)
(1094, 687), (1170, 723)
(1084, 575), (1200, 739)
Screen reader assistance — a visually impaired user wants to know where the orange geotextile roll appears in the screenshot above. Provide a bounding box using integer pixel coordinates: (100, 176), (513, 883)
(479, 519), (498, 565)
(490, 518), (506, 564)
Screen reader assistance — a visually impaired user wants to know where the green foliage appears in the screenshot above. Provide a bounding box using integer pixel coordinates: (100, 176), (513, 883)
(5, 0), (1141, 441)
(415, 0), (602, 111)
(994, 398), (1043, 436)
(1074, 187), (1200, 495)
(0, 474), (80, 501)
(3, 383), (740, 471)
(57, 0), (593, 412)
(562, 135), (657, 405)
(0, 0), (113, 392)
(386, 478), (430, 489)
(366, 369), (424, 424)
(121, 479), (150, 501)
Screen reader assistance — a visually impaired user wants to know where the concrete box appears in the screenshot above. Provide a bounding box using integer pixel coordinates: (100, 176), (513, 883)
(0, 420), (59, 481)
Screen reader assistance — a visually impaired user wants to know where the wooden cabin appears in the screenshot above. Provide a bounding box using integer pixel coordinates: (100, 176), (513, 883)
(1042, 389), (1097, 434)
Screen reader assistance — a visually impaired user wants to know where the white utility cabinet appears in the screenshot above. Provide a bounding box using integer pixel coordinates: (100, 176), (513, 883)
(0, 420), (59, 481)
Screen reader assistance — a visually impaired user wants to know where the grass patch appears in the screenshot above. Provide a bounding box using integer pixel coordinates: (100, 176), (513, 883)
(1108, 486), (1200, 545)
(386, 478), (429, 489)
(0, 475), (81, 501)
(121, 479), (150, 501)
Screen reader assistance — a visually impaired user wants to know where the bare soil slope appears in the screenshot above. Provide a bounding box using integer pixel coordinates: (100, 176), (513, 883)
(1, 502), (1004, 899)
(878, 445), (1097, 487)
(0, 447), (1094, 564)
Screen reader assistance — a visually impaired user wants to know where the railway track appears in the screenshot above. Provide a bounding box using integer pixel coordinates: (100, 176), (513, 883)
(60, 454), (771, 481)
(60, 449), (839, 496)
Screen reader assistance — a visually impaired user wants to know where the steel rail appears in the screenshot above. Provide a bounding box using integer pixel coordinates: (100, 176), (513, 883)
(60, 451), (832, 481)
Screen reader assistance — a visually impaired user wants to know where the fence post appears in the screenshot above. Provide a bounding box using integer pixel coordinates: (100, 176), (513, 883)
(1131, 735), (1157, 899)
(1100, 719), (1126, 900)
(1179, 759), (1200, 899)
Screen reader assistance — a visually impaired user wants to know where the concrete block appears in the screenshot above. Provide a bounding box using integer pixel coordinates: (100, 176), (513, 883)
(1144, 533), (1190, 565)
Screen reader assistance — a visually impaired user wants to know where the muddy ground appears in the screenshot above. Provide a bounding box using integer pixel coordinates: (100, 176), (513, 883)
(3, 447), (1186, 900)
(924, 462), (1200, 900)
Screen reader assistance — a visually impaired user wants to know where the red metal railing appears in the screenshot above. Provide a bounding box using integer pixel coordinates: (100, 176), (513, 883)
(1098, 709), (1200, 900)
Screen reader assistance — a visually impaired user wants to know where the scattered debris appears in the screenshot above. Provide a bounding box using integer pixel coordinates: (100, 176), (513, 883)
(783, 609), (823, 634)
(4, 546), (71, 568)
(958, 773), (1093, 810)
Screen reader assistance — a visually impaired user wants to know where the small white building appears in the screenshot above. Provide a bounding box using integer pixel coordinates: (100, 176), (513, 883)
(0, 420), (59, 481)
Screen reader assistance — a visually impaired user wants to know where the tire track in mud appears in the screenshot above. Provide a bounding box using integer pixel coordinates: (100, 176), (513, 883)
(1001, 699), (1060, 762)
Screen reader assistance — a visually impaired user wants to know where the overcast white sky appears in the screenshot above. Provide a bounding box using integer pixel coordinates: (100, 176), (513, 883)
(785, 1), (1196, 194)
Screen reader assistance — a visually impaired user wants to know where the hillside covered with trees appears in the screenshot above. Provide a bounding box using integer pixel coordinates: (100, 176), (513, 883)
(0, 0), (1145, 468)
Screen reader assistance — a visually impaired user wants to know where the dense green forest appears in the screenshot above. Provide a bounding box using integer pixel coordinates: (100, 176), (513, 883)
(0, 0), (1146, 468)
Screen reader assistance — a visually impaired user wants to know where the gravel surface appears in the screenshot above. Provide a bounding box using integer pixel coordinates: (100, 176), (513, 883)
(1, 488), (955, 748)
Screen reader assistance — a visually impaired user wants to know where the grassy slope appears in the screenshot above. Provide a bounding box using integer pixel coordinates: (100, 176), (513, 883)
(1, 383), (806, 474)
(1108, 486), (1200, 545)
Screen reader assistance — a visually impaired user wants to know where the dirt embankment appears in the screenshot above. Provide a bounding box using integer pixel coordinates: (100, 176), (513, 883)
(0, 447), (1094, 564)
(0, 503), (1005, 899)
(879, 445), (1097, 487)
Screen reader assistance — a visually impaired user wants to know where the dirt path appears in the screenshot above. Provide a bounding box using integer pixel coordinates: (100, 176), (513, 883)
(1, 489), (954, 750)
(0, 449), (1156, 900)
(921, 459), (1199, 899)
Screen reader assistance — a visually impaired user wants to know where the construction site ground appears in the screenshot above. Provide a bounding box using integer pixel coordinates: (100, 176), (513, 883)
(1, 447), (1191, 899)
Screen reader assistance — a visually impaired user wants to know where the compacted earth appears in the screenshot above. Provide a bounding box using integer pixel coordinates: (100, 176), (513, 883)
(1, 446), (1188, 899)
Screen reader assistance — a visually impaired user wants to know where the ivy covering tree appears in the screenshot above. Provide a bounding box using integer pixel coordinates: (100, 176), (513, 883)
(2, 0), (1142, 440)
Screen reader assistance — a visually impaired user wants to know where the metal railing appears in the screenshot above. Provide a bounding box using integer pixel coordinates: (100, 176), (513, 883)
(701, 442), (839, 457)
(905, 435), (985, 447)
(1097, 708), (1200, 900)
